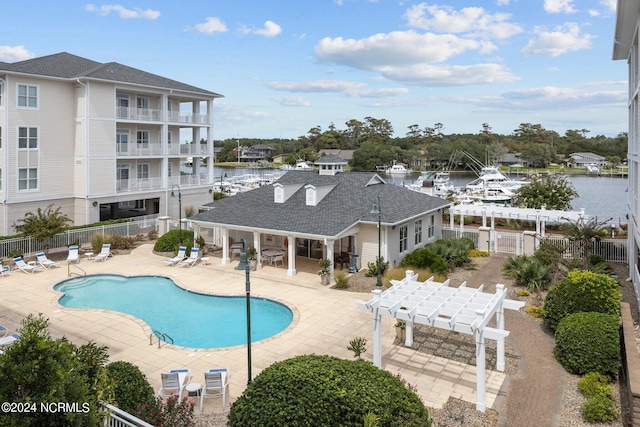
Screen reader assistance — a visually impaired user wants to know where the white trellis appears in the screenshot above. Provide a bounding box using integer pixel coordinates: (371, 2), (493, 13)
(356, 270), (524, 412)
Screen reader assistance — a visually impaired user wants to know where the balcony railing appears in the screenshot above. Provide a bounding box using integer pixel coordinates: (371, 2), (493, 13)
(116, 143), (211, 157)
(117, 175), (212, 192)
(116, 108), (210, 125)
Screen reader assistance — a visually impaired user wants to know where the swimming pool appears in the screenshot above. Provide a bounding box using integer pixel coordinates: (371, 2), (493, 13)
(54, 274), (293, 349)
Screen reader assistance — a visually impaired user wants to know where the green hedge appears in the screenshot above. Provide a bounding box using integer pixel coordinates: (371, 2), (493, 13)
(554, 312), (620, 380)
(542, 270), (621, 332)
(228, 354), (431, 427)
(106, 361), (155, 415)
(153, 229), (194, 254)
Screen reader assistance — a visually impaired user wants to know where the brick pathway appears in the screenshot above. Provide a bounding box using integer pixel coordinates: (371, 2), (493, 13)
(465, 254), (566, 427)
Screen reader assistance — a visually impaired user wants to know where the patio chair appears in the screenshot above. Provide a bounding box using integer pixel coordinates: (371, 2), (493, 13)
(66, 246), (80, 264)
(200, 368), (230, 412)
(93, 244), (111, 262)
(36, 252), (60, 269)
(272, 253), (285, 267)
(177, 248), (199, 268)
(0, 262), (10, 277)
(13, 257), (43, 274)
(0, 333), (21, 347)
(157, 369), (190, 401)
(164, 246), (187, 266)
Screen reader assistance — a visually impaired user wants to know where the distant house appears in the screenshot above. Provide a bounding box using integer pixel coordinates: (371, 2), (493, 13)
(499, 153), (530, 167)
(239, 144), (274, 162)
(318, 149), (355, 162)
(569, 152), (606, 168)
(189, 170), (450, 279)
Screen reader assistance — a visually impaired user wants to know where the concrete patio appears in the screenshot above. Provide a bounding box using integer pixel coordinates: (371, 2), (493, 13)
(0, 244), (507, 414)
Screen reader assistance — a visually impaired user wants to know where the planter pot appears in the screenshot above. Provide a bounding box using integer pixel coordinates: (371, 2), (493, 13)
(321, 274), (330, 286)
(395, 326), (406, 342)
(249, 259), (257, 271)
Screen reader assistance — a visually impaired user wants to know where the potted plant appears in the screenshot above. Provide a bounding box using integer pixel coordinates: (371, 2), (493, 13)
(195, 235), (206, 250)
(395, 320), (406, 342)
(247, 246), (257, 270)
(318, 258), (331, 285)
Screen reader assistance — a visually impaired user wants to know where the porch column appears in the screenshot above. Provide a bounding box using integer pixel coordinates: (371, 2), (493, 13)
(372, 289), (382, 367)
(286, 235), (296, 276)
(326, 239), (334, 283)
(405, 320), (413, 347)
(475, 309), (487, 412)
(253, 231), (261, 270)
(459, 213), (464, 234)
(221, 228), (230, 265)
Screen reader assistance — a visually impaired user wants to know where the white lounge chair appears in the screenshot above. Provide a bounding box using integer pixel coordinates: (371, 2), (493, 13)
(36, 252), (60, 269)
(165, 246), (187, 266)
(157, 368), (190, 401)
(67, 246), (80, 264)
(0, 325), (8, 338)
(177, 248), (199, 268)
(13, 257), (43, 274)
(93, 244), (111, 262)
(200, 368), (230, 412)
(0, 262), (10, 277)
(0, 333), (20, 347)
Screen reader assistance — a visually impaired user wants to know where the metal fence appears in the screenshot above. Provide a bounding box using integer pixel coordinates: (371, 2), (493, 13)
(103, 403), (153, 427)
(441, 228), (479, 247)
(542, 235), (627, 263)
(0, 215), (158, 258)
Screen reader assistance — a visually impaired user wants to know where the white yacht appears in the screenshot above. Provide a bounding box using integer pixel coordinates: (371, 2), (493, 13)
(385, 163), (411, 175)
(465, 166), (528, 191)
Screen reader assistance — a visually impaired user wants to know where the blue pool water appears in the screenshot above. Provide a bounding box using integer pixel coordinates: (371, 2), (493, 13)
(54, 274), (293, 349)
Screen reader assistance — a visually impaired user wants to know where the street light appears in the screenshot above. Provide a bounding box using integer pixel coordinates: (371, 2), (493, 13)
(234, 239), (252, 384)
(370, 195), (383, 288)
(171, 184), (182, 244)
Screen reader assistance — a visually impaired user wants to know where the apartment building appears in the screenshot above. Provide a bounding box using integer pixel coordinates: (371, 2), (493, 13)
(0, 52), (222, 235)
(613, 0), (639, 307)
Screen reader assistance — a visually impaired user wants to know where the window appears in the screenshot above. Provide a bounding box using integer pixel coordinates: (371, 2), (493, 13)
(399, 225), (408, 253)
(427, 215), (435, 238)
(116, 94), (129, 118)
(414, 219), (422, 245)
(137, 164), (150, 179)
(0, 168), (2, 190)
(18, 127), (38, 149)
(18, 168), (37, 190)
(0, 126), (2, 148)
(116, 129), (129, 154)
(167, 131), (172, 146)
(0, 83), (3, 107)
(17, 84), (37, 108)
(136, 130), (149, 148)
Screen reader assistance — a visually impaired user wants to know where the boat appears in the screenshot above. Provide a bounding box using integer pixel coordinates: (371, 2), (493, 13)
(455, 185), (515, 206)
(465, 166), (528, 191)
(294, 160), (314, 171)
(408, 171), (455, 196)
(586, 163), (600, 175)
(384, 163), (411, 175)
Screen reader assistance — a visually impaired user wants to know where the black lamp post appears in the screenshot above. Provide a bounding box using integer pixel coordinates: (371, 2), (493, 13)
(371, 195), (383, 287)
(234, 239), (252, 384)
(171, 184), (182, 244)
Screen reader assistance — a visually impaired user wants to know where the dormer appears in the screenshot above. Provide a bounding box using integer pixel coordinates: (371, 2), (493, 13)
(305, 184), (335, 206)
(273, 182), (304, 203)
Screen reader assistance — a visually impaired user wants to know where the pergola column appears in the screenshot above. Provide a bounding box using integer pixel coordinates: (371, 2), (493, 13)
(372, 289), (382, 367)
(221, 228), (230, 264)
(495, 284), (505, 371)
(475, 309), (487, 412)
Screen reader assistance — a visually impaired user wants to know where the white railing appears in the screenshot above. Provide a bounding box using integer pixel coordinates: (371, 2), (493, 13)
(103, 403), (154, 427)
(0, 215), (158, 258)
(117, 177), (163, 192)
(116, 107), (162, 122)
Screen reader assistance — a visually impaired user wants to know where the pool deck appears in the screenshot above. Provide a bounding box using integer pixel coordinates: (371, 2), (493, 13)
(0, 244), (506, 414)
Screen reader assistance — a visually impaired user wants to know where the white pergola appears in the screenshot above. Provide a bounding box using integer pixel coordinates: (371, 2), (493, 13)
(449, 205), (588, 237)
(356, 270), (524, 412)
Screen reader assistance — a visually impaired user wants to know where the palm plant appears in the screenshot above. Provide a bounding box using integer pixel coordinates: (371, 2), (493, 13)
(503, 255), (552, 292)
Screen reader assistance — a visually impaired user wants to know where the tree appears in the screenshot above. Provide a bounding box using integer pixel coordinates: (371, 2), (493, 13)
(560, 217), (610, 268)
(13, 204), (72, 251)
(513, 173), (578, 210)
(0, 314), (111, 426)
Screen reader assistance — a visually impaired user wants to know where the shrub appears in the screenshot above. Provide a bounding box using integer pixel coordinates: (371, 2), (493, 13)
(577, 372), (612, 399)
(154, 229), (195, 253)
(333, 271), (349, 289)
(581, 394), (617, 423)
(543, 270), (621, 332)
(366, 256), (389, 277)
(527, 306), (544, 318)
(469, 249), (489, 257)
(109, 235), (135, 250)
(137, 396), (196, 427)
(106, 361), (155, 415)
(400, 247), (449, 275)
(91, 232), (110, 253)
(503, 255), (551, 292)
(228, 354), (431, 427)
(554, 312), (620, 380)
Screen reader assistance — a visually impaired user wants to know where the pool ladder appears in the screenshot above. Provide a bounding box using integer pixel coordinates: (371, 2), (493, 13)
(150, 330), (174, 348)
(67, 263), (86, 277)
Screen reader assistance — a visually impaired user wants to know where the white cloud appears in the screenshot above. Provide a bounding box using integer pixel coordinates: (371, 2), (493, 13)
(0, 45), (35, 62)
(379, 63), (518, 86)
(267, 79), (366, 93)
(315, 30), (492, 69)
(588, 9), (600, 17)
(521, 23), (593, 57)
(85, 4), (160, 19)
(195, 17), (228, 34)
(404, 4), (523, 40)
(496, 0), (511, 5)
(543, 0), (576, 14)
(272, 96), (311, 107)
(254, 21), (282, 38)
(347, 87), (410, 98)
(601, 0), (616, 11)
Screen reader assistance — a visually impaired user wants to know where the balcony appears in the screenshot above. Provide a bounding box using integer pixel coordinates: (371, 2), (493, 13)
(116, 175), (212, 193)
(116, 143), (211, 157)
(116, 108), (210, 125)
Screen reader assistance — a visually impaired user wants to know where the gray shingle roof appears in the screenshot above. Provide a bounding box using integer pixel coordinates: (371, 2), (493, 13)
(191, 171), (451, 237)
(0, 52), (222, 97)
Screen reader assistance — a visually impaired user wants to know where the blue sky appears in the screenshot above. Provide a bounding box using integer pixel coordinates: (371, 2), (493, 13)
(0, 0), (626, 140)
